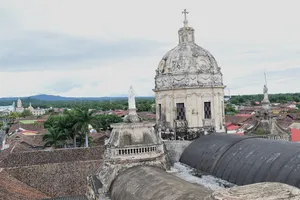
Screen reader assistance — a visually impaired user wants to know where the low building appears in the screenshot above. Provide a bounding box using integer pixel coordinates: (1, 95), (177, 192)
(27, 103), (46, 116)
(0, 102), (15, 113)
(16, 98), (25, 113)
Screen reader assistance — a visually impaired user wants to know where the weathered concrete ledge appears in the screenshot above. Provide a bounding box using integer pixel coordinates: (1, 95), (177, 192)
(210, 182), (300, 200)
(109, 166), (300, 200)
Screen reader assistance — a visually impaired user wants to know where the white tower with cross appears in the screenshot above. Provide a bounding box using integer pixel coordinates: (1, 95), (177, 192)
(153, 9), (226, 140)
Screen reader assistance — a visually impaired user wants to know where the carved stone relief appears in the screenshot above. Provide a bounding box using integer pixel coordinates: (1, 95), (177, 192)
(197, 74), (211, 86)
(157, 94), (167, 100)
(154, 29), (223, 91)
(202, 93), (212, 97)
(173, 74), (186, 87)
(175, 94), (185, 99)
(211, 74), (223, 85)
(158, 60), (166, 73)
(188, 74), (197, 86)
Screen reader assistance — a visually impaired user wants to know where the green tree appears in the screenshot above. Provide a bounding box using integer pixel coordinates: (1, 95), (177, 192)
(73, 107), (97, 147)
(9, 112), (19, 120)
(43, 127), (67, 148)
(20, 110), (32, 118)
(95, 114), (123, 131)
(44, 112), (79, 147)
(225, 104), (238, 115)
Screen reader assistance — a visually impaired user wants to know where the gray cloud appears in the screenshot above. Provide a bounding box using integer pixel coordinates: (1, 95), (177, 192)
(45, 80), (83, 93)
(0, 31), (166, 72)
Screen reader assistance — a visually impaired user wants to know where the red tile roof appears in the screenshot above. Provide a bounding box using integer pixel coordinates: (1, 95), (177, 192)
(235, 114), (253, 117)
(291, 128), (300, 142)
(8, 122), (47, 135)
(225, 115), (252, 125)
(0, 169), (49, 200)
(227, 124), (240, 130)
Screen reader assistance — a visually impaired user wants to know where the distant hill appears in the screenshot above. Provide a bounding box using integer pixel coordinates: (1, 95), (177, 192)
(0, 94), (154, 102)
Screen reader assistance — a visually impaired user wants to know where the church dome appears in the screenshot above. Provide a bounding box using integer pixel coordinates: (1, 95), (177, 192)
(154, 14), (223, 91)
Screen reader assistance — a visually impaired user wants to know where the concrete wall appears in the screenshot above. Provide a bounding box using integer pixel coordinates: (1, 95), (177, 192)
(7, 160), (102, 197)
(163, 140), (191, 165)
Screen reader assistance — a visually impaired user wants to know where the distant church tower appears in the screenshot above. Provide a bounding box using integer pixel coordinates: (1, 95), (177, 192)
(153, 9), (225, 140)
(17, 98), (22, 108)
(16, 98), (24, 113)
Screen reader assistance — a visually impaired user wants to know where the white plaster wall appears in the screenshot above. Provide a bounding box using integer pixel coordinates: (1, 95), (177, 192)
(155, 87), (225, 132)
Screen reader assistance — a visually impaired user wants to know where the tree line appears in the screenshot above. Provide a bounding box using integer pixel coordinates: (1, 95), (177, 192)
(0, 98), (155, 112)
(229, 93), (300, 105)
(43, 107), (123, 148)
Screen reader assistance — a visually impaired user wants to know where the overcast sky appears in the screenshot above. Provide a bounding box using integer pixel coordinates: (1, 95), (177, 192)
(0, 0), (300, 97)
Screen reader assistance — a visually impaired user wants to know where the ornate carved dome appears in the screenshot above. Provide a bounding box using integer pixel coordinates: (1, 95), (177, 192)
(154, 18), (223, 91)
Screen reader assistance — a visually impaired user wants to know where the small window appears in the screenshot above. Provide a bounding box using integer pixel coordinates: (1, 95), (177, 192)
(204, 102), (211, 119)
(176, 103), (186, 120)
(158, 104), (162, 120)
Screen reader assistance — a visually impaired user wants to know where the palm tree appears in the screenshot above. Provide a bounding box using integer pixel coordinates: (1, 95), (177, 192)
(43, 127), (67, 149)
(54, 114), (78, 147)
(73, 107), (97, 147)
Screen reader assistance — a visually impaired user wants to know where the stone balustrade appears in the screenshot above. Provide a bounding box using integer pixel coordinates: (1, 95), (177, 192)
(109, 145), (160, 157)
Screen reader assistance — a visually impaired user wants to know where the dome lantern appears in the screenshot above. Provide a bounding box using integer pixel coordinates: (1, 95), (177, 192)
(154, 10), (224, 92)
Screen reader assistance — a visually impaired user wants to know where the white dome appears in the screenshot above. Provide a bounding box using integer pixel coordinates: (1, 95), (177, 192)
(154, 25), (223, 91)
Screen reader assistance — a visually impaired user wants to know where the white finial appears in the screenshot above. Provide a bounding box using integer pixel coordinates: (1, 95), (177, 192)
(264, 71), (268, 86)
(128, 86), (136, 110)
(182, 9), (189, 27)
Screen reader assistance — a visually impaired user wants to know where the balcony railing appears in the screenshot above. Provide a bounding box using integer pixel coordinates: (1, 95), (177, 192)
(111, 145), (160, 156)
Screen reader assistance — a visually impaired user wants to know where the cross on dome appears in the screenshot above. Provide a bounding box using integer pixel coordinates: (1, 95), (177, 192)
(182, 9), (189, 27)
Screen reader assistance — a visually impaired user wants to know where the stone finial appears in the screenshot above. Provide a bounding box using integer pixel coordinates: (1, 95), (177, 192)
(182, 9), (189, 27)
(124, 86), (141, 123)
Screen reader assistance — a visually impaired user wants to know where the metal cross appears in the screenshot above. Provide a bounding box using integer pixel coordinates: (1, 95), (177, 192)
(182, 9), (189, 21)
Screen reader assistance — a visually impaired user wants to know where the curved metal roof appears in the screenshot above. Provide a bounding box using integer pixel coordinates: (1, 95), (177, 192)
(180, 134), (300, 188)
